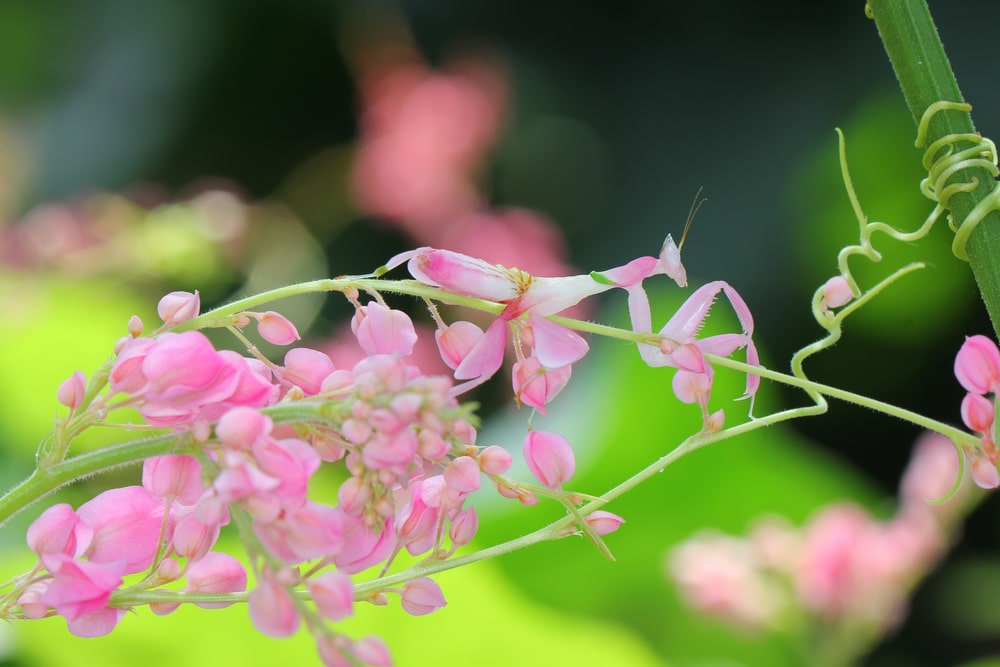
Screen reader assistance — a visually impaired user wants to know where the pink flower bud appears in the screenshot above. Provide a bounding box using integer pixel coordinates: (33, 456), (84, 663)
(971, 455), (1000, 489)
(156, 557), (181, 582)
(185, 552), (247, 608)
(216, 406), (273, 449)
(142, 454), (204, 504)
(955, 335), (1000, 395)
(281, 347), (336, 395)
(354, 302), (418, 357)
(706, 409), (725, 433)
(479, 445), (512, 475)
(435, 321), (485, 370)
(333, 512), (397, 575)
(18, 582), (49, 620)
(417, 429), (450, 460)
(821, 276), (853, 309)
(127, 315), (144, 338)
(57, 371), (86, 410)
(512, 356), (571, 413)
(585, 510), (625, 535)
(172, 512), (221, 560)
(444, 456), (481, 493)
(523, 430), (575, 491)
(157, 291), (200, 326)
(350, 637), (392, 667)
(449, 507), (478, 546)
(307, 571), (354, 621)
(337, 476), (371, 516)
(962, 392), (995, 433)
(249, 574), (299, 636)
(254, 311), (300, 346)
(399, 577), (446, 616)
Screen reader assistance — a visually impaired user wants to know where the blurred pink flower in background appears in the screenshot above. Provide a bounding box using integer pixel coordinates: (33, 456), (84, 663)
(351, 49), (506, 238)
(668, 431), (965, 641)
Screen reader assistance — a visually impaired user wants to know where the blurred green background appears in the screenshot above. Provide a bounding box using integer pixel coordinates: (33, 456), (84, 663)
(2, 1), (1000, 665)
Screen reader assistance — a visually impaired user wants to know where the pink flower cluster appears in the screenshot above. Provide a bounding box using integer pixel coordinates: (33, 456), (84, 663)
(668, 432), (961, 638)
(35, 282), (629, 665)
(955, 334), (1000, 488)
(20, 467), (244, 638)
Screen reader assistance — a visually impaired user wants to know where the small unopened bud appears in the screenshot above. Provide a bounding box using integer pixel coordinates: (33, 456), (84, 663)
(443, 456), (481, 493)
(479, 445), (513, 475)
(585, 510), (625, 536)
(971, 455), (1000, 489)
(706, 409), (725, 433)
(157, 291), (200, 326)
(253, 311), (300, 346)
(57, 371), (86, 410)
(399, 577), (446, 616)
(523, 430), (576, 491)
(821, 276), (853, 310)
(449, 507), (478, 546)
(127, 315), (144, 338)
(308, 571), (354, 622)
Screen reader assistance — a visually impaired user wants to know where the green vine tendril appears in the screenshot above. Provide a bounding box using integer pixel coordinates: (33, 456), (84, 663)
(915, 101), (1000, 261)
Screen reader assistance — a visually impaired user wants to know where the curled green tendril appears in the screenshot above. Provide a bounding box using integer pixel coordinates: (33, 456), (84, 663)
(915, 100), (1000, 260)
(791, 129), (931, 398)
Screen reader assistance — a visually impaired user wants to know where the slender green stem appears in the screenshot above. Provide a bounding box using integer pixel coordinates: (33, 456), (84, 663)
(869, 0), (1000, 335)
(173, 278), (503, 333)
(0, 434), (186, 527)
(706, 353), (976, 446)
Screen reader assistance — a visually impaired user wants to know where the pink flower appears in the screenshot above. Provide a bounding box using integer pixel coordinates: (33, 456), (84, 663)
(512, 356), (572, 413)
(899, 431), (965, 509)
(350, 53), (505, 232)
(253, 311), (300, 346)
(399, 577), (446, 616)
(77, 486), (167, 574)
(821, 276), (853, 311)
(961, 392), (995, 433)
(57, 371), (86, 410)
(307, 571), (354, 621)
(184, 552), (247, 608)
(443, 456), (481, 493)
(157, 291), (200, 326)
(171, 512), (221, 561)
(971, 455), (1000, 489)
(585, 511), (625, 536)
(522, 430), (576, 491)
(669, 531), (783, 630)
(955, 335), (1000, 395)
(353, 302), (418, 358)
(216, 406), (274, 450)
(39, 554), (126, 623)
(333, 512), (397, 575)
(249, 574), (300, 637)
(280, 347), (336, 395)
(142, 455), (204, 505)
(254, 502), (343, 564)
(27, 504), (93, 558)
(449, 507), (478, 546)
(478, 445), (513, 475)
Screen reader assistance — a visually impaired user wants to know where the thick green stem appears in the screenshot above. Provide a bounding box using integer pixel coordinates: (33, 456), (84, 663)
(869, 0), (1000, 335)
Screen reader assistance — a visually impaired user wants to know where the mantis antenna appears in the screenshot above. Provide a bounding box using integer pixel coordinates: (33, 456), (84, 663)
(678, 186), (706, 251)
